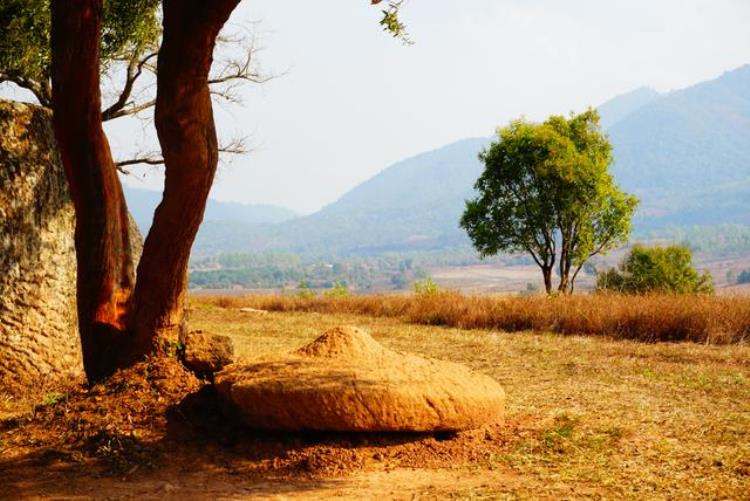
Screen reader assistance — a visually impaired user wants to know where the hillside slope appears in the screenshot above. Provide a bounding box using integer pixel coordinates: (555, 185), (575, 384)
(190, 65), (750, 256)
(608, 65), (750, 228)
(270, 137), (491, 254)
(597, 86), (661, 129)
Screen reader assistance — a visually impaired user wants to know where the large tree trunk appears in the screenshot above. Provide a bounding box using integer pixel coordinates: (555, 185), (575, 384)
(50, 0), (136, 381)
(129, 0), (241, 356)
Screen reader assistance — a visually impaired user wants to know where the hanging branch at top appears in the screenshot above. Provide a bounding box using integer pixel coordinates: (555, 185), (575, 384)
(371, 0), (412, 44)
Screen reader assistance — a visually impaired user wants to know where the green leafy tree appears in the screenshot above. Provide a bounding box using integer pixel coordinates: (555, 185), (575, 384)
(737, 269), (750, 285)
(596, 244), (714, 294)
(461, 110), (638, 294)
(0, 0), (160, 107)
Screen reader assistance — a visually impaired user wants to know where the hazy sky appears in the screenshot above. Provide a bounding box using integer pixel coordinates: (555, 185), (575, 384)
(79, 1), (750, 213)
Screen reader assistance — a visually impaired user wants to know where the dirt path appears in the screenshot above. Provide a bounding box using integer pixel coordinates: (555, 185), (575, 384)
(4, 467), (516, 500)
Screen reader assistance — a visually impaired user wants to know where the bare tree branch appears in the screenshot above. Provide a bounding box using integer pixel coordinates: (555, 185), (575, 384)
(218, 135), (248, 156)
(104, 27), (271, 121)
(102, 51), (158, 121)
(208, 29), (275, 105)
(116, 135), (249, 173)
(0, 71), (52, 107)
(111, 23), (266, 174)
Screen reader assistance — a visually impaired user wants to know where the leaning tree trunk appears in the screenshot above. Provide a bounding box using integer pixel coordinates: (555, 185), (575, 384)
(50, 0), (136, 381)
(129, 0), (241, 356)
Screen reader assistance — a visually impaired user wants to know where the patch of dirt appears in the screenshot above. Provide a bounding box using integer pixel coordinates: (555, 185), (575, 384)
(0, 356), (525, 499)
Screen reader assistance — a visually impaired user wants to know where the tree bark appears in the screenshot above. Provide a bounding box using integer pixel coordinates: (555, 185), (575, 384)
(129, 0), (241, 356)
(50, 0), (136, 381)
(542, 266), (553, 294)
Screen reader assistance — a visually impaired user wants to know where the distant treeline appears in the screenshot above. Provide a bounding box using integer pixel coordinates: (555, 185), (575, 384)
(188, 225), (750, 290)
(188, 250), (532, 290)
(642, 224), (750, 257)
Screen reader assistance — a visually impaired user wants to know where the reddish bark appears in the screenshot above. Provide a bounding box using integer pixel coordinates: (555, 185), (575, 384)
(50, 0), (242, 378)
(129, 0), (241, 355)
(50, 0), (136, 381)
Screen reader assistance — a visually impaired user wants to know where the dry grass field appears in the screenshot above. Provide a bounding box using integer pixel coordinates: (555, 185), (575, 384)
(187, 295), (750, 498)
(2, 294), (748, 499)
(204, 292), (750, 344)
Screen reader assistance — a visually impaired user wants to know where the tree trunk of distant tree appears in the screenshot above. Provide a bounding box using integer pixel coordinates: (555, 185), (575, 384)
(542, 265), (553, 295)
(50, 0), (136, 381)
(129, 0), (241, 357)
(50, 0), (242, 381)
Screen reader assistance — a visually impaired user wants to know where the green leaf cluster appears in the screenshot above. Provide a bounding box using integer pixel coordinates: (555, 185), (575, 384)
(376, 1), (412, 44)
(597, 244), (714, 294)
(414, 277), (439, 296)
(461, 109), (638, 293)
(0, 0), (160, 103)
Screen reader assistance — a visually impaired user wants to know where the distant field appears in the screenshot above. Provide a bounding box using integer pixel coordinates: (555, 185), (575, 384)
(187, 299), (750, 498)
(188, 253), (750, 296)
(429, 254), (750, 295)
(430, 264), (596, 293)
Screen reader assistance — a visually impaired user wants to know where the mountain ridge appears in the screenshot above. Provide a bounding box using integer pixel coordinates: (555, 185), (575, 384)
(168, 64), (750, 257)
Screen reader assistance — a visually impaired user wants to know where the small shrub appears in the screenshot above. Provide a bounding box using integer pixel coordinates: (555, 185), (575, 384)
(297, 280), (316, 300)
(324, 281), (349, 298)
(414, 278), (439, 296)
(597, 244), (713, 294)
(737, 269), (750, 285)
(38, 392), (66, 408)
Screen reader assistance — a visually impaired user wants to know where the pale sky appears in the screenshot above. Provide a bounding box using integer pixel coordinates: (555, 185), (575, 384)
(17, 0), (750, 214)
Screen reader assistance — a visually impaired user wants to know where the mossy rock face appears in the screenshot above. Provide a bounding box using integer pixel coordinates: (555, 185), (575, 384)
(0, 100), (142, 390)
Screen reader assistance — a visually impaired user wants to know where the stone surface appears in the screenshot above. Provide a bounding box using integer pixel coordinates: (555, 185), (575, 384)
(215, 326), (505, 432)
(183, 331), (235, 374)
(0, 100), (142, 390)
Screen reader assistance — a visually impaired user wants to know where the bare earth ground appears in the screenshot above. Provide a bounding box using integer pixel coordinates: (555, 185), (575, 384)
(1, 299), (749, 499)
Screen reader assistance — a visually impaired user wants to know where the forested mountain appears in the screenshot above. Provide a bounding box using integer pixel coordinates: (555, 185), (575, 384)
(173, 65), (750, 257)
(607, 65), (750, 229)
(255, 137), (491, 254)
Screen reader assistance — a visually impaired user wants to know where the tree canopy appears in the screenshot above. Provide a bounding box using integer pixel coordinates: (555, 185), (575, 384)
(0, 0), (160, 106)
(461, 109), (638, 294)
(597, 244), (714, 294)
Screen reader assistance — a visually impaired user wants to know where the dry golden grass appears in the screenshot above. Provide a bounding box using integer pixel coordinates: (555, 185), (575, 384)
(188, 299), (750, 499)
(198, 292), (750, 345)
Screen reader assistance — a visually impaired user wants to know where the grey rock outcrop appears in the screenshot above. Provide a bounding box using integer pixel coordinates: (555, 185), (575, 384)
(0, 100), (142, 390)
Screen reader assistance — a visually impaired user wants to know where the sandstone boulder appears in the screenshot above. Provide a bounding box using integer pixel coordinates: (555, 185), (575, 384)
(215, 326), (505, 432)
(183, 331), (235, 374)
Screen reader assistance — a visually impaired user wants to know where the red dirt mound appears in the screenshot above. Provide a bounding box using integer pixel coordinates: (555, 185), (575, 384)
(0, 354), (519, 496)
